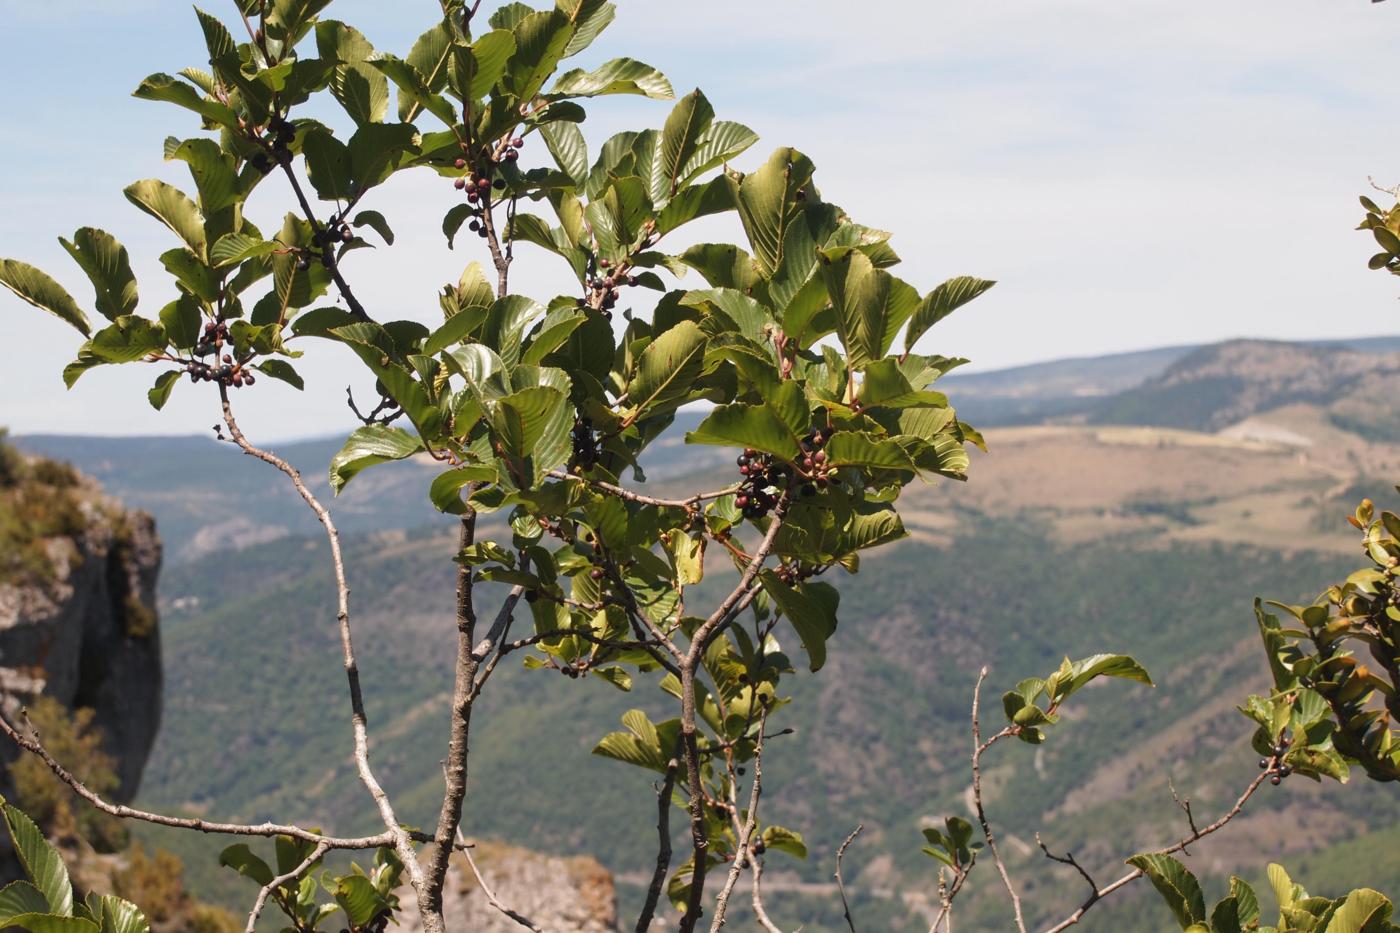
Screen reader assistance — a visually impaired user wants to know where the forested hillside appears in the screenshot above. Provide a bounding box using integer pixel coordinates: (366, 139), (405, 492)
(20, 335), (1400, 930)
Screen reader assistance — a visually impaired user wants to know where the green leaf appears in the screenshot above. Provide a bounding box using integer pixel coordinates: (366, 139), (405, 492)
(591, 710), (680, 774)
(165, 137), (240, 214)
(218, 844), (274, 886)
(904, 276), (995, 352)
(332, 874), (388, 927)
(147, 371), (180, 411)
(760, 826), (808, 860)
(370, 54), (458, 128)
(132, 73), (238, 126)
(680, 120), (758, 186)
(4, 803), (73, 917)
(302, 129), (352, 201)
(123, 180), (207, 258)
(502, 10), (573, 103)
(825, 432), (917, 471)
(1230, 877), (1261, 928)
(455, 29), (516, 101)
(352, 210), (394, 245)
(255, 359), (304, 390)
(761, 572), (837, 671)
(734, 147), (815, 277)
(540, 121), (589, 187)
(330, 62), (389, 125)
(624, 320), (707, 417)
(210, 233), (279, 268)
(0, 916), (98, 932)
(551, 57), (672, 99)
(348, 122), (419, 193)
(90, 895), (149, 933)
(1128, 853), (1205, 930)
(1051, 654), (1154, 703)
(159, 296), (202, 350)
(820, 248), (921, 370)
(0, 259), (90, 335)
(686, 402), (801, 460)
(0, 881), (49, 921)
(430, 465), (497, 514)
(654, 89), (713, 202)
(89, 317), (166, 363)
(329, 426), (425, 494)
(1323, 888), (1392, 933)
(58, 228), (138, 321)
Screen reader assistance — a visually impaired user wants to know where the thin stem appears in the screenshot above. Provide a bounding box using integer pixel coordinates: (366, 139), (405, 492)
(1040, 772), (1271, 933)
(970, 667), (1026, 933)
(453, 820), (540, 930)
(635, 749), (680, 933)
(0, 707), (391, 849)
(244, 842), (328, 933)
(835, 824), (864, 933)
(422, 512), (483, 917)
(710, 709), (768, 931)
(677, 499), (788, 933)
(217, 393), (435, 929)
(546, 470), (740, 510)
(751, 855), (782, 933)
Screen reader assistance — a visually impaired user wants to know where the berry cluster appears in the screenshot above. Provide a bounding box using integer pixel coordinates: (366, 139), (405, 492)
(795, 429), (835, 495)
(772, 561), (815, 586)
(735, 449), (783, 520)
(570, 417), (600, 473)
(1259, 733), (1294, 786)
(250, 116), (296, 175)
(579, 259), (641, 320)
(186, 321), (255, 388)
(451, 155), (510, 240)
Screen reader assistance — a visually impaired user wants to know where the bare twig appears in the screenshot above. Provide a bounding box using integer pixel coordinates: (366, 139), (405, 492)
(751, 855), (782, 933)
(835, 824), (864, 933)
(1167, 777), (1200, 844)
(1035, 834), (1097, 898)
(244, 841), (328, 933)
(1041, 772), (1271, 933)
(454, 825), (542, 932)
(0, 707), (392, 849)
(969, 667), (1026, 933)
(636, 747), (680, 932)
(217, 395), (436, 929)
(711, 710), (768, 931)
(546, 470), (740, 510)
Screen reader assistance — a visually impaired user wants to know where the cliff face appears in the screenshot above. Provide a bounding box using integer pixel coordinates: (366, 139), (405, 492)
(0, 460), (163, 803)
(394, 843), (619, 932)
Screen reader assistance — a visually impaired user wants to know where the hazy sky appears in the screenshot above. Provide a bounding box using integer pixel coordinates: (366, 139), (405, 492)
(3, 1), (1400, 440)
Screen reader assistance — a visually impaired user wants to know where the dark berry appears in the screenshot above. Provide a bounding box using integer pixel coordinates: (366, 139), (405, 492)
(469, 220), (481, 232)
(493, 178), (506, 190)
(454, 158), (467, 169)
(1270, 775), (1282, 786)
(296, 256), (311, 271)
(505, 149), (519, 161)
(244, 374), (255, 385)
(590, 567), (605, 580)
(454, 177), (467, 190)
(511, 136), (524, 148)
(1258, 758), (1270, 769)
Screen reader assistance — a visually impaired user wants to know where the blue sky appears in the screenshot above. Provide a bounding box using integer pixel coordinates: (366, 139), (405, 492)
(3, 1), (1400, 440)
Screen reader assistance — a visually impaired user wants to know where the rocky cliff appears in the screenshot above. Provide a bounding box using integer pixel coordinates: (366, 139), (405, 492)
(0, 442), (162, 804)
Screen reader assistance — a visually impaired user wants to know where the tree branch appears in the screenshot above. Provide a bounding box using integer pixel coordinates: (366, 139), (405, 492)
(244, 841), (328, 933)
(0, 706), (391, 849)
(710, 709), (768, 931)
(835, 824), (864, 933)
(635, 750), (680, 933)
(546, 470), (740, 510)
(216, 394), (436, 928)
(969, 667), (1026, 933)
(1040, 772), (1271, 933)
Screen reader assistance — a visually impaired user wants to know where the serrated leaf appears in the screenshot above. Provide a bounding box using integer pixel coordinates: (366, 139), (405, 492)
(132, 72), (238, 126)
(551, 56), (672, 100)
(123, 180), (207, 257)
(1128, 853), (1205, 929)
(58, 228), (138, 321)
(4, 803), (73, 917)
(625, 320), (706, 417)
(904, 276), (995, 352)
(329, 425), (425, 494)
(0, 260), (90, 336)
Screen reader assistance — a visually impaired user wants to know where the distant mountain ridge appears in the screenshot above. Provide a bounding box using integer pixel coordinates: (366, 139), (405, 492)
(943, 334), (1400, 435)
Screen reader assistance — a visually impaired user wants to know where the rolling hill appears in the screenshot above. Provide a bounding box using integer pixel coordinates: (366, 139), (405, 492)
(13, 335), (1400, 930)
